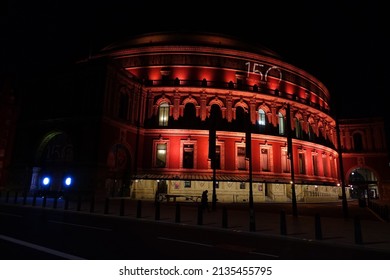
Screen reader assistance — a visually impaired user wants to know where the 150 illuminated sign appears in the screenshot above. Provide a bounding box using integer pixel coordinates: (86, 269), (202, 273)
(245, 62), (282, 85)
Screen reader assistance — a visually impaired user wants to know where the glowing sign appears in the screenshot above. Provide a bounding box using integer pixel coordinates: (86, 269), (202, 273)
(245, 62), (282, 86)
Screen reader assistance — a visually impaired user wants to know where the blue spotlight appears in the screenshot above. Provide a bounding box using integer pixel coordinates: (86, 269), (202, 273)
(64, 176), (72, 187)
(42, 176), (50, 186)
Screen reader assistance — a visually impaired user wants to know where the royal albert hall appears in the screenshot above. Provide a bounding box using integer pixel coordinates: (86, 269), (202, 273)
(12, 31), (385, 203)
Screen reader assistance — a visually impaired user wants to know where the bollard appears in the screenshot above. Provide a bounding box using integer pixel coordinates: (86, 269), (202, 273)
(64, 196), (69, 210)
(53, 196), (58, 209)
(77, 195), (82, 211)
(89, 195), (95, 213)
(104, 197), (109, 214)
(14, 191), (18, 204)
(280, 209), (287, 235)
(314, 213), (322, 240)
(249, 208), (256, 232)
(354, 216), (363, 244)
(197, 205), (203, 225)
(175, 203), (181, 223)
(22, 191), (27, 205)
(32, 193), (37, 206)
(136, 200), (142, 218)
(120, 198), (125, 216)
(155, 201), (160, 220)
(384, 205), (389, 222)
(222, 206), (228, 228)
(42, 195), (47, 208)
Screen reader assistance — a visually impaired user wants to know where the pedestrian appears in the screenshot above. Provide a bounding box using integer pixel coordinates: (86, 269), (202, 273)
(201, 190), (210, 212)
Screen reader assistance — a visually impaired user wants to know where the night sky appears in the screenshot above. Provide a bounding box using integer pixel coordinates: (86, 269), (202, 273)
(2, 0), (389, 121)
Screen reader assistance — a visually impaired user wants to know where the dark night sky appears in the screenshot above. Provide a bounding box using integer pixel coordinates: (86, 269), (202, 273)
(2, 0), (389, 121)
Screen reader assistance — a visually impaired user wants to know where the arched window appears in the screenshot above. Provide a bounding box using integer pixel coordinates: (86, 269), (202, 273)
(209, 104), (222, 128)
(258, 109), (266, 126)
(308, 123), (314, 141)
(278, 112), (285, 135)
(236, 106), (249, 131)
(158, 102), (169, 126)
(353, 132), (363, 152)
(183, 103), (197, 127)
(295, 119), (302, 138)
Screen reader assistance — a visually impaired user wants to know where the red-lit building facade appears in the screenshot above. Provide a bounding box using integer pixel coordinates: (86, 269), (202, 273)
(4, 32), (390, 202)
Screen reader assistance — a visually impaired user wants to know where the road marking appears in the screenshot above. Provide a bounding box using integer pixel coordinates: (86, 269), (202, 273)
(0, 234), (84, 259)
(158, 236), (213, 247)
(48, 220), (112, 231)
(0, 212), (22, 218)
(250, 251), (279, 258)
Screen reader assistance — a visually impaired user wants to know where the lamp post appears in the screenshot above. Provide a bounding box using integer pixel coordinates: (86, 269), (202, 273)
(286, 104), (298, 217)
(336, 117), (348, 218)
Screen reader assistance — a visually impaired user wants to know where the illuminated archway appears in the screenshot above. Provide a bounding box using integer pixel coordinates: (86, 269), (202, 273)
(347, 167), (379, 199)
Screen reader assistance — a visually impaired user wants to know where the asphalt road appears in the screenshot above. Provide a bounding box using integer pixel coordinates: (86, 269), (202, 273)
(1, 198), (390, 260)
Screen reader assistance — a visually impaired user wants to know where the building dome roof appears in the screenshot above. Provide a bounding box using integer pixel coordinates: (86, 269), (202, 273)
(100, 31), (282, 59)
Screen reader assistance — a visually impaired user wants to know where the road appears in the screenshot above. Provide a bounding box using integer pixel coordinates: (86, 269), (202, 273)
(1, 198), (390, 260)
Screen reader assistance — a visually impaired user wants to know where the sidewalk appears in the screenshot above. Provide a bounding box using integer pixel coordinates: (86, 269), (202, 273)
(130, 199), (390, 254)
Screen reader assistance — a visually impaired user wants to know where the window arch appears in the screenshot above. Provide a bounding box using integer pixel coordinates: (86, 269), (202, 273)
(158, 102), (169, 126)
(295, 118), (302, 138)
(183, 102), (197, 125)
(258, 109), (266, 126)
(278, 112), (285, 135)
(236, 106), (248, 127)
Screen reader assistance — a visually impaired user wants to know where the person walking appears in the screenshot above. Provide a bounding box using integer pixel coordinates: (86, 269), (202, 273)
(201, 190), (210, 212)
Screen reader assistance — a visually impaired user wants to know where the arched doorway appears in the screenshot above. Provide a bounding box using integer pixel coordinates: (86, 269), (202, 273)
(348, 167), (379, 200)
(106, 144), (132, 197)
(32, 131), (74, 193)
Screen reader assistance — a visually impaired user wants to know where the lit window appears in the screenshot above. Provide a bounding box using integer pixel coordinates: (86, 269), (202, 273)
(237, 146), (246, 170)
(158, 102), (169, 126)
(260, 146), (271, 171)
(299, 152), (306, 174)
(281, 148), (290, 173)
(278, 112), (285, 135)
(312, 154), (318, 176)
(183, 144), (194, 169)
(156, 143), (167, 168)
(258, 109), (266, 126)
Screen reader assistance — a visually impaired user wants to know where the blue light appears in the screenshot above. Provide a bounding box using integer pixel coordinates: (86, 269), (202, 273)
(64, 176), (72, 186)
(42, 177), (50, 186)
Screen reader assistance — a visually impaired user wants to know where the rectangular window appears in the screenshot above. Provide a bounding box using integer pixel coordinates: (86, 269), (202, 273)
(312, 154), (318, 176)
(237, 146), (246, 170)
(211, 145), (221, 169)
(156, 143), (167, 168)
(298, 152), (306, 174)
(322, 154), (328, 176)
(184, 181), (191, 188)
(261, 148), (270, 171)
(183, 144), (194, 168)
(281, 149), (290, 173)
(240, 182), (246, 189)
(330, 156), (336, 178)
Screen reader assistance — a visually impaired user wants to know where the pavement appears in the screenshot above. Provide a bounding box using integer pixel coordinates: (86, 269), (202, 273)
(1, 193), (390, 256)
